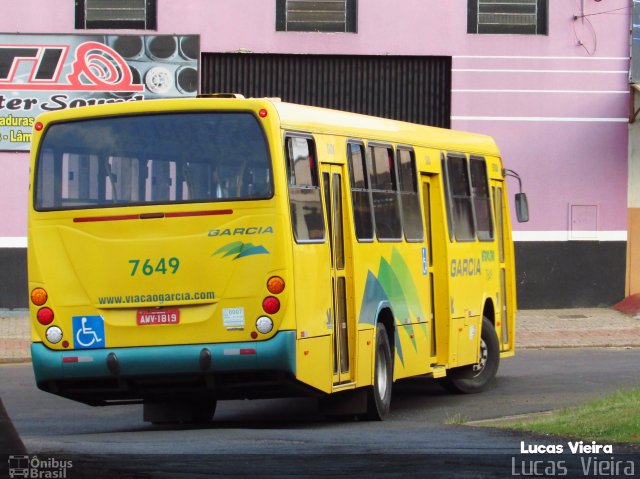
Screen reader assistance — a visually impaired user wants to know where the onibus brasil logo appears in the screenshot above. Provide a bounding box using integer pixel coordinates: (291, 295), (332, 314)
(8, 455), (73, 478)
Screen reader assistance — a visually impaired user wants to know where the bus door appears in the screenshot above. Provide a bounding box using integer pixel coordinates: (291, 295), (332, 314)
(421, 175), (444, 368)
(422, 175), (438, 365)
(321, 164), (353, 385)
(491, 181), (512, 350)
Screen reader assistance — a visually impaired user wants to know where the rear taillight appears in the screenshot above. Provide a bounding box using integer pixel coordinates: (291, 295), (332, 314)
(31, 288), (48, 306)
(33, 288), (55, 325)
(46, 326), (63, 344)
(254, 276), (284, 336)
(37, 307), (54, 325)
(267, 276), (285, 294)
(262, 296), (280, 315)
(256, 316), (274, 334)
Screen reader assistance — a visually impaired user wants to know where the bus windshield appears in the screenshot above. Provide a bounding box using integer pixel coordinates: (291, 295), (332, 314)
(34, 112), (272, 211)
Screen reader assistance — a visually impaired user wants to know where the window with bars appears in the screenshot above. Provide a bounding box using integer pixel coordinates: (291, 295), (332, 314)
(276, 0), (357, 33)
(442, 154), (494, 242)
(367, 144), (402, 241)
(444, 155), (475, 242)
(286, 135), (325, 243)
(75, 0), (157, 30)
(467, 0), (547, 35)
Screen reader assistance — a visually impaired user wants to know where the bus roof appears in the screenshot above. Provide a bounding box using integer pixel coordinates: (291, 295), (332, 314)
(271, 100), (501, 157)
(34, 96), (501, 158)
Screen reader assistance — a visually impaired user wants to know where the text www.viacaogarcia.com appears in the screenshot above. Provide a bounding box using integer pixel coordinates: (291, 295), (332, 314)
(98, 291), (215, 305)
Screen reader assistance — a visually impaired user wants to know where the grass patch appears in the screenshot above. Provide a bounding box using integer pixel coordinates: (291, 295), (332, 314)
(496, 387), (640, 445)
(444, 412), (469, 425)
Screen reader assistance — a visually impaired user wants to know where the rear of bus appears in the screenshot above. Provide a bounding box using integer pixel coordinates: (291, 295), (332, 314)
(28, 98), (295, 420)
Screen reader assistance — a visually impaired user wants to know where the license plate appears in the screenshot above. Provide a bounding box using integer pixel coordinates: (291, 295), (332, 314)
(136, 308), (180, 326)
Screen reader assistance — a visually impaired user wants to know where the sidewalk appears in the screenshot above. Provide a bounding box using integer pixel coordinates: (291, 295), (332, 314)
(1, 308), (640, 363)
(0, 310), (30, 363)
(516, 308), (640, 349)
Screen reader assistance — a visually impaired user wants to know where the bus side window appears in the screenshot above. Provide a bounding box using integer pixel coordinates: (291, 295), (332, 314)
(285, 135), (325, 242)
(444, 154), (475, 241)
(367, 144), (402, 241)
(398, 147), (424, 241)
(470, 157), (494, 241)
(347, 141), (374, 241)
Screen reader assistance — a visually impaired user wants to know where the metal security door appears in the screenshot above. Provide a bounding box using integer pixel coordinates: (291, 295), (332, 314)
(201, 53), (452, 128)
(321, 166), (352, 384)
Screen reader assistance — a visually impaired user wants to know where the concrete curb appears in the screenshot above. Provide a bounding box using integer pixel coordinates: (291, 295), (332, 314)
(466, 410), (557, 427)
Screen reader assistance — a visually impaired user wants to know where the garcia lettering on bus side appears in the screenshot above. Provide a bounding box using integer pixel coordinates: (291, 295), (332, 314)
(208, 226), (274, 237)
(450, 258), (482, 278)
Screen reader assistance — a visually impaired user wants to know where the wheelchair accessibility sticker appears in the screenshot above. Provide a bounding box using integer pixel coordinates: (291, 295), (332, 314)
(72, 315), (105, 349)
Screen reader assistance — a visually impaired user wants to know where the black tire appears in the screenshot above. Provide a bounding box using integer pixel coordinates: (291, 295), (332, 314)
(364, 323), (393, 420)
(190, 399), (217, 424)
(441, 316), (500, 394)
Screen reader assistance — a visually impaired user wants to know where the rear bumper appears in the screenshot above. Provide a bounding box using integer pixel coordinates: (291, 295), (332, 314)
(31, 331), (297, 404)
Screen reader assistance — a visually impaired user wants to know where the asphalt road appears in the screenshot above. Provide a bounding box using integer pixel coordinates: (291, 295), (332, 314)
(1, 348), (640, 478)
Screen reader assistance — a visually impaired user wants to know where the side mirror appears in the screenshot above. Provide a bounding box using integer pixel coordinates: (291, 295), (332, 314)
(515, 193), (529, 223)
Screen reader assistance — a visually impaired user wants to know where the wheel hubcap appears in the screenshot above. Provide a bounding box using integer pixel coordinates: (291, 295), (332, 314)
(376, 346), (388, 399)
(472, 338), (488, 374)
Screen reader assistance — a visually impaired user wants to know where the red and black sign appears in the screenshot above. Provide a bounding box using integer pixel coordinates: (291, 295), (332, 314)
(0, 34), (199, 151)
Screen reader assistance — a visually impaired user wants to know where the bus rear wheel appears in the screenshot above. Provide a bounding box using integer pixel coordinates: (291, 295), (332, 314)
(364, 323), (393, 420)
(441, 316), (500, 394)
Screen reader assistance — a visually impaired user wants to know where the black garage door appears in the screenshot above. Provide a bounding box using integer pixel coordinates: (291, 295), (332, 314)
(201, 53), (451, 128)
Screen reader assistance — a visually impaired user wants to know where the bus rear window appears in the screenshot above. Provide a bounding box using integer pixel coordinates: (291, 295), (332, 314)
(35, 112), (272, 210)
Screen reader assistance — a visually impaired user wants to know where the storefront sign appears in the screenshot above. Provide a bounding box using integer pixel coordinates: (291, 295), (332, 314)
(0, 34), (199, 151)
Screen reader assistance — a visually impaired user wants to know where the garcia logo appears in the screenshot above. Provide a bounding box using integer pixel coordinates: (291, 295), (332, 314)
(213, 241), (269, 260)
(450, 258), (482, 278)
(208, 226), (274, 237)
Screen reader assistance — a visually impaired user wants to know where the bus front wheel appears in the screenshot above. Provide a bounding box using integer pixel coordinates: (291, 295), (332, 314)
(441, 316), (500, 394)
(364, 323), (393, 420)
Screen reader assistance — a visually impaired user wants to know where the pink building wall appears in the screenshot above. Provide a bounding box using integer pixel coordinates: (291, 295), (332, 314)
(0, 0), (630, 242)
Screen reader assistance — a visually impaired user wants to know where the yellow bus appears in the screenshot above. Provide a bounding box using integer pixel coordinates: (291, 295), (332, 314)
(28, 95), (527, 422)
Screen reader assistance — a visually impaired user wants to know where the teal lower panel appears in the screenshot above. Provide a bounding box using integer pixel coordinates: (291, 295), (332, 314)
(31, 331), (296, 384)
